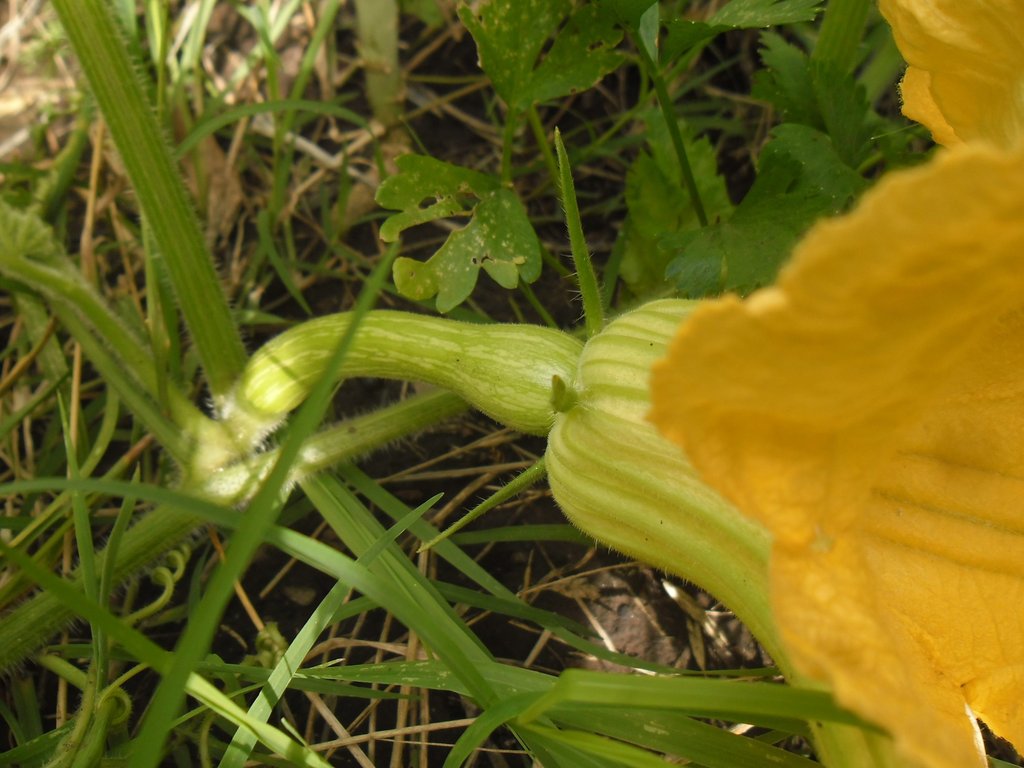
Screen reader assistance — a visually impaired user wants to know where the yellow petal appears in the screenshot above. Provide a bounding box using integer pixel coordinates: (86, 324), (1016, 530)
(898, 67), (959, 147)
(879, 0), (1024, 147)
(649, 143), (1024, 767)
(769, 537), (992, 767)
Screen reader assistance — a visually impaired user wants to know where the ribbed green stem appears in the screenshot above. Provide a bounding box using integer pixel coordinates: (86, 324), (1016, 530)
(549, 408), (781, 660)
(552, 299), (906, 768)
(52, 0), (246, 397)
(0, 209), (206, 460)
(201, 390), (469, 503)
(0, 390), (467, 675)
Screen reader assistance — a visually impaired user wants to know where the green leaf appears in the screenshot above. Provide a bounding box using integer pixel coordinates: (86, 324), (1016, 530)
(392, 188), (542, 313)
(526, 668), (868, 729)
(666, 124), (867, 296)
(459, 0), (624, 111)
(636, 3), (661, 62)
(520, 5), (624, 108)
(459, 0), (569, 108)
(661, 21), (722, 58)
(377, 154), (542, 312)
(619, 112), (732, 297)
(551, 708), (821, 768)
(663, 0), (822, 61)
(751, 33), (819, 126)
(376, 154), (498, 242)
(600, 0), (657, 29)
(0, 200), (62, 263)
(753, 33), (876, 166)
(811, 60), (876, 167)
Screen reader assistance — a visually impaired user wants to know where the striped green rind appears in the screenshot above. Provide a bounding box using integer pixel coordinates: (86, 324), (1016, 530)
(228, 311), (584, 440)
(546, 299), (783, 663)
(575, 299), (699, 421)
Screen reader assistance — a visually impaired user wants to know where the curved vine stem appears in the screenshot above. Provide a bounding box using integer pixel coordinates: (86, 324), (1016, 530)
(0, 390), (468, 676)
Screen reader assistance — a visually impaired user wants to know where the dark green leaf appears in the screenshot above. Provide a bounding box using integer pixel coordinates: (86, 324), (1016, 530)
(753, 33), (876, 166)
(619, 112), (732, 297)
(392, 188), (541, 313)
(811, 60), (875, 167)
(666, 124), (867, 296)
(458, 0), (572, 108)
(751, 33), (819, 126)
(667, 250), (724, 297)
(599, 0), (657, 29)
(661, 21), (724, 60)
(599, 0), (658, 59)
(521, 5), (625, 107)
(459, 0), (624, 111)
(663, 0), (822, 61)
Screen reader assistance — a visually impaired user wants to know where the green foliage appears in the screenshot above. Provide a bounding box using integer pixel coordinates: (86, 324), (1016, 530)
(754, 32), (877, 166)
(663, 0), (824, 61)
(377, 155), (542, 312)
(600, 0), (656, 29)
(526, 668), (866, 729)
(458, 0), (624, 112)
(619, 112), (733, 297)
(0, 199), (62, 262)
(666, 124), (867, 296)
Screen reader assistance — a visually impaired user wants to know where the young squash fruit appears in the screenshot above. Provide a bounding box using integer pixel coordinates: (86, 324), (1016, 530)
(213, 310), (584, 474)
(234, 310), (582, 433)
(221, 299), (780, 658)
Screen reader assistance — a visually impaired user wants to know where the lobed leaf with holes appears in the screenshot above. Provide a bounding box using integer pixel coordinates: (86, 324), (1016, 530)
(377, 155), (542, 313)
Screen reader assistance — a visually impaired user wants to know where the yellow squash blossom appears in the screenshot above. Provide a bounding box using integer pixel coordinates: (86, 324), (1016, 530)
(877, 0), (1024, 149)
(650, 143), (1024, 768)
(648, 3), (1024, 766)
